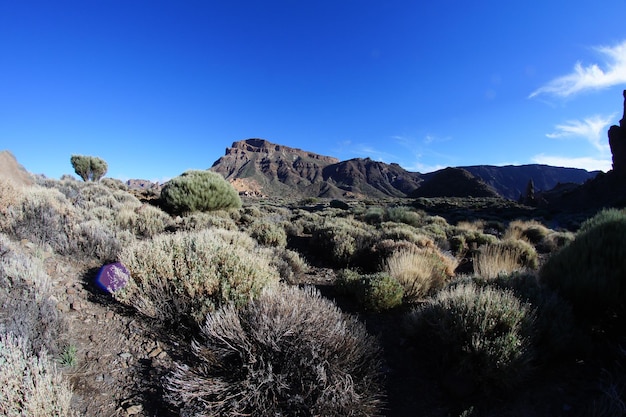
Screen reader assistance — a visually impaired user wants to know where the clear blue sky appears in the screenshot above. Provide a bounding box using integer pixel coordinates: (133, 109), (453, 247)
(2, 1), (626, 182)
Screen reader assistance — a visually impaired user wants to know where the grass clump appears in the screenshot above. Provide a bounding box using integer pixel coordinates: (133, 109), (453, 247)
(406, 282), (535, 394)
(161, 170), (242, 215)
(166, 285), (384, 417)
(473, 243), (528, 279)
(540, 208), (626, 319)
(383, 248), (457, 303)
(115, 229), (280, 326)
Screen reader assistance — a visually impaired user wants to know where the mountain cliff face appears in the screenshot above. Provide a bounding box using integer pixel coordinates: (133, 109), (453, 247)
(210, 138), (600, 200)
(210, 139), (421, 198)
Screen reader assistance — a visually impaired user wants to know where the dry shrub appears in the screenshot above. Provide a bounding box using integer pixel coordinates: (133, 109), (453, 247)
(115, 229), (280, 326)
(456, 219), (485, 232)
(6, 186), (76, 254)
(406, 282), (536, 393)
(166, 285), (384, 417)
(268, 247), (309, 284)
(0, 234), (65, 355)
(178, 211), (238, 231)
(0, 334), (74, 417)
(311, 217), (378, 266)
(383, 248), (457, 303)
(473, 243), (526, 279)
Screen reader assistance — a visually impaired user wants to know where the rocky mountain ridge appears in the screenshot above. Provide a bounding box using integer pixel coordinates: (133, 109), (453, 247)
(209, 138), (599, 200)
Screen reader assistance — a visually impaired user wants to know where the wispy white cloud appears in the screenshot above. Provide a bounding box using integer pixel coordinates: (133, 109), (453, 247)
(529, 40), (626, 98)
(545, 114), (614, 152)
(532, 154), (611, 172)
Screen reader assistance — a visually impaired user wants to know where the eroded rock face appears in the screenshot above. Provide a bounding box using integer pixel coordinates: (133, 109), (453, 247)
(609, 90), (626, 176)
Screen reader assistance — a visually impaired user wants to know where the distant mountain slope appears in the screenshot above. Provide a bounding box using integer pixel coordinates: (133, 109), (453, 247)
(0, 150), (33, 187)
(209, 138), (600, 200)
(459, 165), (600, 200)
(411, 167), (500, 198)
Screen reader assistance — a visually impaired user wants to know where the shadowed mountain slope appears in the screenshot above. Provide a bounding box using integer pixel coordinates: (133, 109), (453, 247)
(411, 167), (500, 198)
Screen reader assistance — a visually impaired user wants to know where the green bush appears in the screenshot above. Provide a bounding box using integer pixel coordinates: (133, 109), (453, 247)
(70, 154), (108, 182)
(337, 270), (404, 311)
(540, 208), (626, 319)
(115, 229), (280, 326)
(405, 282), (535, 393)
(165, 285), (383, 417)
(247, 219), (288, 247)
(160, 170), (241, 215)
(311, 217), (377, 267)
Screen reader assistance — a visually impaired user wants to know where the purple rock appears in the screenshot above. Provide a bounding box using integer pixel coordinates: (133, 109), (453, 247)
(96, 262), (130, 293)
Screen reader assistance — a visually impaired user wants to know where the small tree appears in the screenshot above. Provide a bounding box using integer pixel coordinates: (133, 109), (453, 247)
(160, 170), (241, 214)
(70, 155), (108, 181)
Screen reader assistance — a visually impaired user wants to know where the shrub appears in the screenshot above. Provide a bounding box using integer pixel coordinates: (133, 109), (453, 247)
(0, 234), (65, 355)
(311, 217), (377, 267)
(115, 229), (280, 326)
(540, 208), (626, 319)
(406, 282), (535, 394)
(160, 170), (242, 215)
(498, 238), (538, 269)
(383, 248), (457, 303)
(177, 211), (238, 231)
(267, 247), (309, 284)
(166, 285), (384, 417)
(6, 187), (75, 255)
(0, 334), (74, 416)
(337, 270), (404, 311)
(70, 154), (108, 181)
(247, 219), (288, 247)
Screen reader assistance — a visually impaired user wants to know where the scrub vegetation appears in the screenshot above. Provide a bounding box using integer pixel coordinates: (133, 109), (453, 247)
(0, 173), (624, 416)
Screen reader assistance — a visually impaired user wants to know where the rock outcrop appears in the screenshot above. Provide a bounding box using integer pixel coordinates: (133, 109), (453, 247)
(608, 90), (626, 176)
(0, 150), (34, 187)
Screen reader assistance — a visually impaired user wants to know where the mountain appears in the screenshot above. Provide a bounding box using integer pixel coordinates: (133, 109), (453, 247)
(411, 167), (500, 198)
(458, 165), (600, 200)
(210, 138), (600, 200)
(210, 139), (422, 198)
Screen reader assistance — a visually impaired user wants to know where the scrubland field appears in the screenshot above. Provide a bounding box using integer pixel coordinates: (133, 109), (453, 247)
(1, 174), (625, 417)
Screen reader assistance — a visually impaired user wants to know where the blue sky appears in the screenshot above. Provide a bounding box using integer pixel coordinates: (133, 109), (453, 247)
(2, 1), (626, 182)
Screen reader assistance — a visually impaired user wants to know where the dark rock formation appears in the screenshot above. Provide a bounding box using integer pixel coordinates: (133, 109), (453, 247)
(410, 168), (500, 198)
(608, 90), (626, 175)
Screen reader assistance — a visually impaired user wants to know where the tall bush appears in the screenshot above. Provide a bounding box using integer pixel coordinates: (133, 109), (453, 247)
(166, 285), (383, 417)
(160, 170), (241, 215)
(70, 154), (108, 181)
(540, 208), (626, 318)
